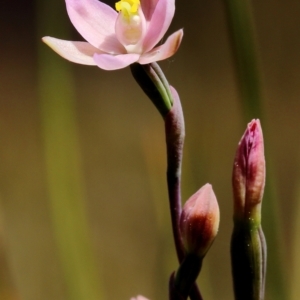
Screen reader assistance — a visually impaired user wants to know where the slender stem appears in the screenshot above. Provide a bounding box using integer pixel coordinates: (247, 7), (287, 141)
(131, 63), (203, 300)
(165, 87), (203, 300)
(169, 273), (185, 300)
(164, 86), (185, 262)
(231, 221), (266, 300)
(130, 63), (172, 117)
(150, 62), (173, 107)
(174, 254), (203, 299)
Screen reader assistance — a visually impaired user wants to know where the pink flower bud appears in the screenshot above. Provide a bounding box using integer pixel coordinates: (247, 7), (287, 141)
(179, 184), (220, 257)
(232, 119), (265, 222)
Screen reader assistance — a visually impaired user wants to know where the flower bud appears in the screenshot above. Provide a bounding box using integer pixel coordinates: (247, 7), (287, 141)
(231, 120), (267, 300)
(232, 119), (265, 223)
(179, 184), (220, 257)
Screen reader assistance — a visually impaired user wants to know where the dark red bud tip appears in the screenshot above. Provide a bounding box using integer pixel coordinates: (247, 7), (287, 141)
(179, 184), (220, 257)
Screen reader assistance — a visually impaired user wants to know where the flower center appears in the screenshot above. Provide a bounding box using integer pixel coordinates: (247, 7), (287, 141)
(115, 0), (143, 50)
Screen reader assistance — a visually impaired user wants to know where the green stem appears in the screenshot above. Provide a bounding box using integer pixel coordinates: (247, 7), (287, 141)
(130, 63), (172, 117)
(174, 254), (203, 299)
(131, 63), (203, 300)
(224, 1), (287, 298)
(231, 221), (266, 300)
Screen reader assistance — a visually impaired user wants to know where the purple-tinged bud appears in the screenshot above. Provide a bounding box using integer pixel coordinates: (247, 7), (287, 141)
(232, 119), (265, 223)
(179, 184), (220, 257)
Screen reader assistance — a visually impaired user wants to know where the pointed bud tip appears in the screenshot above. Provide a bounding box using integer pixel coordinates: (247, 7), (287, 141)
(180, 184), (220, 257)
(232, 119), (265, 222)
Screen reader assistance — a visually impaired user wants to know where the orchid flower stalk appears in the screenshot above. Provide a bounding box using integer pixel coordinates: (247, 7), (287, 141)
(42, 0), (183, 70)
(41, 1), (205, 299)
(131, 62), (203, 300)
(130, 62), (173, 116)
(231, 120), (267, 300)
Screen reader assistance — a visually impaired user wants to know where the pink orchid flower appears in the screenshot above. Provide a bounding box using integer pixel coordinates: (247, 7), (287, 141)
(42, 0), (183, 70)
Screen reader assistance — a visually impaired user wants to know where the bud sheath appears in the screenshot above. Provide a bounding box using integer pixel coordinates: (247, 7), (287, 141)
(232, 119), (265, 223)
(231, 119), (267, 300)
(180, 184), (220, 257)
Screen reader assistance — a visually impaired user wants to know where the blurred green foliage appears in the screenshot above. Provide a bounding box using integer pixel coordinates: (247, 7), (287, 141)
(1, 0), (300, 299)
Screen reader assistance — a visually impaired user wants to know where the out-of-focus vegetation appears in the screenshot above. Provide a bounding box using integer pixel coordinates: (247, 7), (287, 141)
(1, 0), (300, 299)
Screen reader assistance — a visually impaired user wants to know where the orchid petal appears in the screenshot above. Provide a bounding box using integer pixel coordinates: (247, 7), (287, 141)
(140, 0), (159, 21)
(142, 0), (175, 52)
(65, 0), (125, 54)
(93, 53), (140, 70)
(42, 37), (103, 65)
(139, 29), (183, 64)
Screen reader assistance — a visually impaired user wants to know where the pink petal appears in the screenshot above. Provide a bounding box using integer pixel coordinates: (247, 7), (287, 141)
(138, 29), (183, 64)
(142, 0), (175, 52)
(93, 53), (140, 70)
(42, 37), (103, 65)
(65, 0), (125, 54)
(140, 0), (159, 21)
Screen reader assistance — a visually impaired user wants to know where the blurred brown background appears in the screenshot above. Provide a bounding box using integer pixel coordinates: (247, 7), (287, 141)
(1, 0), (300, 299)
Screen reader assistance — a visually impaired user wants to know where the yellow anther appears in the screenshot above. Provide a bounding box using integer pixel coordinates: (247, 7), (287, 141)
(115, 0), (140, 18)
